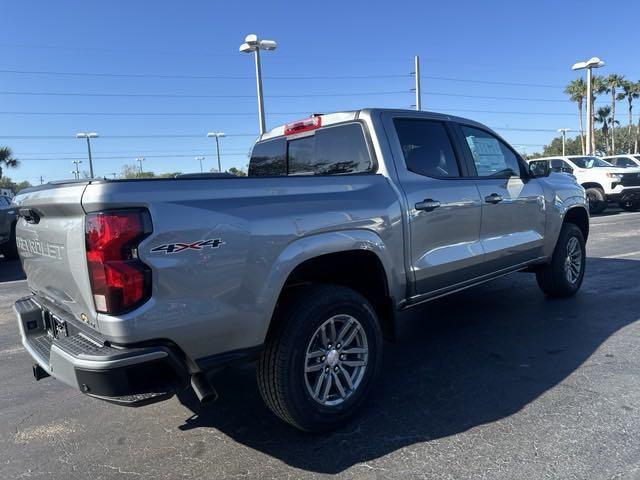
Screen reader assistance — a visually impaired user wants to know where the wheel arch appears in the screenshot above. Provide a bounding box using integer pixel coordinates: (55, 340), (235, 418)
(581, 182), (605, 191)
(563, 206), (589, 241)
(258, 230), (401, 344)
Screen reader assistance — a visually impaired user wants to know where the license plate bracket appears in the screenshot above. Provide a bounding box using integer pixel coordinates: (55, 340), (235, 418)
(43, 310), (68, 338)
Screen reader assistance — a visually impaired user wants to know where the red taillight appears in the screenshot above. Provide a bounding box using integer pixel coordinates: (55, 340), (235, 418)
(284, 116), (322, 136)
(85, 209), (152, 314)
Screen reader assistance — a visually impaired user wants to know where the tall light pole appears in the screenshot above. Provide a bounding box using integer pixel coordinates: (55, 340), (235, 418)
(558, 128), (571, 156)
(136, 157), (145, 174)
(412, 55), (422, 111)
(239, 34), (277, 135)
(207, 132), (226, 172)
(76, 132), (98, 177)
(195, 156), (205, 173)
(72, 159), (82, 180)
(572, 57), (605, 155)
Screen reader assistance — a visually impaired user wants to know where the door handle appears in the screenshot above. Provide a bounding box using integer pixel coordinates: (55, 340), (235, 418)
(484, 193), (503, 204)
(415, 199), (441, 212)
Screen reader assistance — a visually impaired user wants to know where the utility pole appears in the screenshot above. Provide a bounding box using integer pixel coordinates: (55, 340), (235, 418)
(72, 160), (82, 180)
(75, 132), (98, 177)
(239, 34), (277, 135)
(413, 55), (422, 111)
(136, 157), (145, 174)
(195, 156), (205, 173)
(558, 128), (571, 156)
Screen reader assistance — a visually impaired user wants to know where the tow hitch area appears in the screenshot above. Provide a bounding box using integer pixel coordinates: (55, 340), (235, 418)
(32, 363), (50, 381)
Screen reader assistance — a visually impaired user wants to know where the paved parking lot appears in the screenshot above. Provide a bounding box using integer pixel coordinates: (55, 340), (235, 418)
(1, 210), (639, 479)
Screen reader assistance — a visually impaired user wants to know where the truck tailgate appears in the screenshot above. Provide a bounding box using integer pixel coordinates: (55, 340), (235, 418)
(13, 182), (99, 328)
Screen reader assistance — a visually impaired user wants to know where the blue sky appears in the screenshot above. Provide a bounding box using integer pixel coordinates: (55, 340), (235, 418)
(1, 0), (639, 184)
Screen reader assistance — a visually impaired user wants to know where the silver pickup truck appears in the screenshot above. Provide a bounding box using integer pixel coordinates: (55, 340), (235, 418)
(13, 109), (589, 432)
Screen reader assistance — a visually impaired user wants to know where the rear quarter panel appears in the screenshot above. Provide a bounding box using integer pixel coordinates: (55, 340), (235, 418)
(81, 175), (404, 362)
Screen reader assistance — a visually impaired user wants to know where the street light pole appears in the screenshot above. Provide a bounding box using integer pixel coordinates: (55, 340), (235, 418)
(240, 34), (277, 135)
(572, 57), (604, 155)
(413, 55), (421, 111)
(136, 157), (145, 174)
(558, 128), (571, 156)
(207, 132), (226, 172)
(72, 159), (82, 180)
(76, 132), (98, 177)
(195, 156), (205, 173)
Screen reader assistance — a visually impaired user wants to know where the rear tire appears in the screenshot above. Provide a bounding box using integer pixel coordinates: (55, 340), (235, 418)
(257, 284), (383, 432)
(619, 199), (640, 212)
(0, 224), (18, 260)
(536, 223), (586, 298)
(585, 187), (607, 214)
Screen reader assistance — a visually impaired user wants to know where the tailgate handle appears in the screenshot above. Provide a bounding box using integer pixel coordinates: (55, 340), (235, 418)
(18, 208), (40, 224)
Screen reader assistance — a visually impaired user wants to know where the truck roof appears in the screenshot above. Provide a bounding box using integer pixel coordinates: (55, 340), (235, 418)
(258, 108), (488, 142)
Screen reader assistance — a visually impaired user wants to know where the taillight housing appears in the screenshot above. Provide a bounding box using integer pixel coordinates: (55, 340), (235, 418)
(85, 209), (153, 315)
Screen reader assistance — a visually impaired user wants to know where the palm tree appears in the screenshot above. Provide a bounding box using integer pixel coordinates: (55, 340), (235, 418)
(564, 78), (587, 154)
(617, 80), (640, 153)
(591, 75), (607, 153)
(595, 106), (610, 155)
(605, 74), (625, 154)
(635, 81), (640, 154)
(0, 147), (19, 180)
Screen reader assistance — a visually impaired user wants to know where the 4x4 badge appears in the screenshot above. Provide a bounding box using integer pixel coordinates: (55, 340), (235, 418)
(151, 238), (225, 254)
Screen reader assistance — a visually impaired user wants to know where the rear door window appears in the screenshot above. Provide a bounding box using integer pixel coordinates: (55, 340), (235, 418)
(393, 119), (461, 178)
(248, 138), (286, 176)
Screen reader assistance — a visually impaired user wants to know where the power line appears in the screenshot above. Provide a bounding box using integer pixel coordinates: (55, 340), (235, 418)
(0, 111), (310, 116)
(0, 68), (407, 80)
(16, 153), (251, 161)
(17, 148), (252, 156)
(422, 75), (564, 89)
(0, 89), (409, 99)
(0, 133), (257, 139)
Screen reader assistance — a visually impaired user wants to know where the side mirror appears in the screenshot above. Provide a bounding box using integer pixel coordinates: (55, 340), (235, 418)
(561, 167), (574, 174)
(528, 160), (551, 178)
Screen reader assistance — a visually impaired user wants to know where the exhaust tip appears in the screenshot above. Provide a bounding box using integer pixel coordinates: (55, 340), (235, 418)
(190, 373), (218, 404)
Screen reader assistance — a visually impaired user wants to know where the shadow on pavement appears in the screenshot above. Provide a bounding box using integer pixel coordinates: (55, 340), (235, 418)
(0, 258), (25, 283)
(177, 257), (639, 474)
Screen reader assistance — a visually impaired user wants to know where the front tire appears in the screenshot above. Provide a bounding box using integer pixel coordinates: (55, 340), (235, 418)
(585, 187), (607, 214)
(536, 223), (586, 298)
(257, 284), (383, 432)
(619, 199), (640, 212)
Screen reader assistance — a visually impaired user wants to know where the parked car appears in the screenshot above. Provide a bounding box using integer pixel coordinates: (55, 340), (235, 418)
(531, 155), (640, 213)
(12, 109), (589, 432)
(0, 194), (17, 259)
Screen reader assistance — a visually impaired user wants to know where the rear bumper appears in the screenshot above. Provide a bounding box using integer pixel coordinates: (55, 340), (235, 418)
(14, 296), (189, 406)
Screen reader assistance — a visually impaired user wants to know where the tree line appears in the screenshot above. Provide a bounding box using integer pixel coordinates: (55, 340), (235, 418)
(564, 75), (639, 155)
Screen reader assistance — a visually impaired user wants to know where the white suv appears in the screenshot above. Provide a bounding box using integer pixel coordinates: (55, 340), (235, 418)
(533, 155), (640, 213)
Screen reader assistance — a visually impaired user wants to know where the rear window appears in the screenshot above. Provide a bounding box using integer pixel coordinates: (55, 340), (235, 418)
(249, 122), (372, 176)
(247, 137), (286, 176)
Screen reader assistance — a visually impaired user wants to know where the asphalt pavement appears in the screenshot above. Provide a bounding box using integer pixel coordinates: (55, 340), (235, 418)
(1, 210), (639, 479)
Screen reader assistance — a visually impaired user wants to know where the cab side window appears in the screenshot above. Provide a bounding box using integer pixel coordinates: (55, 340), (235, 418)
(393, 119), (461, 178)
(611, 157), (634, 167)
(460, 126), (521, 178)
